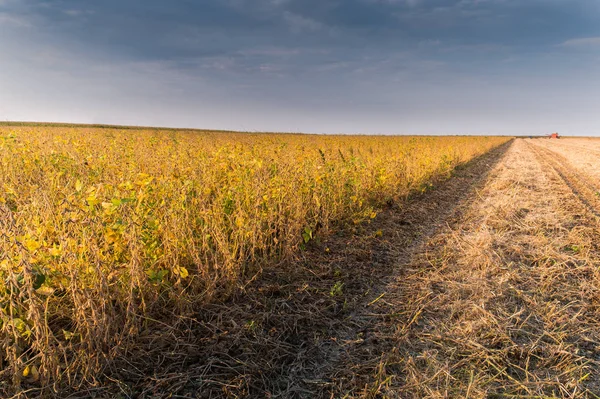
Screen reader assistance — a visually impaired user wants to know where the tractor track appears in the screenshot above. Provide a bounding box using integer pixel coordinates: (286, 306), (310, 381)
(527, 140), (600, 218)
(330, 138), (600, 397)
(536, 140), (600, 157)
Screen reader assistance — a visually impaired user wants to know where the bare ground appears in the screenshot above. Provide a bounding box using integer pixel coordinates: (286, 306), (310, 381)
(330, 139), (600, 398)
(24, 138), (600, 398)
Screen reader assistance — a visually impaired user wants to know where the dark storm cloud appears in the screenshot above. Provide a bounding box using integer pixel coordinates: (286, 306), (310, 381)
(1, 0), (600, 134)
(6, 0), (600, 60)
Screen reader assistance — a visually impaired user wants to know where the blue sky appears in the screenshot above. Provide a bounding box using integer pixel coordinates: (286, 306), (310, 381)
(1, 0), (600, 135)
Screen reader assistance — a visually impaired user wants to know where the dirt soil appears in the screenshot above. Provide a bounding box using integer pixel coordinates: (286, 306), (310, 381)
(61, 138), (600, 399)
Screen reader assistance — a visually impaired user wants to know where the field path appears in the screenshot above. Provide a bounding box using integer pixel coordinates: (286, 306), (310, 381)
(106, 139), (600, 399)
(323, 138), (600, 398)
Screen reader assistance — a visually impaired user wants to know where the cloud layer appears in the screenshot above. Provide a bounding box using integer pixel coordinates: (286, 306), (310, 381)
(1, 0), (600, 134)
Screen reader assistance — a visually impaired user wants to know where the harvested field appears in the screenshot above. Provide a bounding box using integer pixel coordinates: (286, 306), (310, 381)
(0, 127), (507, 397)
(159, 138), (599, 399)
(327, 138), (600, 398)
(4, 134), (600, 398)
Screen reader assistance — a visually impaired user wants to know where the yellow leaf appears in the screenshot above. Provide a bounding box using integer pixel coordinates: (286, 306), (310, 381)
(105, 229), (120, 244)
(36, 286), (55, 296)
(178, 267), (189, 279)
(49, 245), (62, 257)
(22, 365), (30, 377)
(24, 238), (41, 252)
(4, 185), (15, 196)
(101, 202), (117, 214)
(75, 179), (83, 192)
(135, 173), (153, 187)
(86, 194), (99, 207)
(13, 318), (30, 338)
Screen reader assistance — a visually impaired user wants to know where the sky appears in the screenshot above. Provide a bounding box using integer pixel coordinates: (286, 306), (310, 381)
(1, 0), (600, 135)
